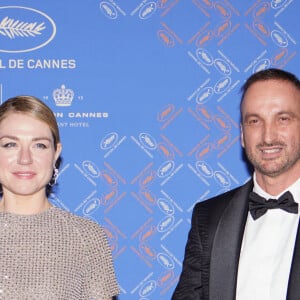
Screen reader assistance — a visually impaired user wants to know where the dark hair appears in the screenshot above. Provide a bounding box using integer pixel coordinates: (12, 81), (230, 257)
(0, 95), (61, 196)
(240, 68), (300, 111)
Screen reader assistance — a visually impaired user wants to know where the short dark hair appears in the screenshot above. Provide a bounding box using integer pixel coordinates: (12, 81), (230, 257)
(240, 68), (300, 110)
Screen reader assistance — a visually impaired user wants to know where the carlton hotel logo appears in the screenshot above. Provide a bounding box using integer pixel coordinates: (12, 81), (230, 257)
(52, 84), (74, 107)
(50, 84), (109, 125)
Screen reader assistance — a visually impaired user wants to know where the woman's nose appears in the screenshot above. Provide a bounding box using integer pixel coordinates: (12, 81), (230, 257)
(18, 147), (33, 164)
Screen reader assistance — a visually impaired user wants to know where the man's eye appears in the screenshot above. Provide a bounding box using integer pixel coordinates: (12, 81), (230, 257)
(279, 116), (290, 122)
(246, 119), (258, 125)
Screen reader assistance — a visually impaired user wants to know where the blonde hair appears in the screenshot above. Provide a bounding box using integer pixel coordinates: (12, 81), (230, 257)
(0, 95), (60, 149)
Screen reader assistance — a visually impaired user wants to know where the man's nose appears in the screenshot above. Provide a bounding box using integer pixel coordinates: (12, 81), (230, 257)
(262, 121), (277, 144)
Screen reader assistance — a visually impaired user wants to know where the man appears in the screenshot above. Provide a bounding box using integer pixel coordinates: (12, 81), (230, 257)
(172, 68), (300, 300)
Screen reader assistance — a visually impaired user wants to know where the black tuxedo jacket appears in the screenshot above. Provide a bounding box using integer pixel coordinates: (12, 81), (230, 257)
(172, 180), (300, 300)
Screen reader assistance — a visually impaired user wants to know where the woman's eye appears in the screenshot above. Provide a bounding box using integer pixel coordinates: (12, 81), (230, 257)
(35, 143), (47, 149)
(2, 142), (17, 148)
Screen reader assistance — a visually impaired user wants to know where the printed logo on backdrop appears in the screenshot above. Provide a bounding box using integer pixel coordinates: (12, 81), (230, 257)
(96, 2), (299, 299)
(130, 1), (157, 19)
(243, 0), (297, 72)
(42, 84), (110, 128)
(73, 159), (123, 212)
(271, 0), (289, 10)
(154, 1), (240, 49)
(53, 85), (75, 107)
(138, 2), (157, 19)
(0, 6), (76, 69)
(100, 131), (127, 158)
(99, 2), (118, 19)
(245, 49), (290, 74)
(0, 6), (55, 53)
(102, 222), (126, 256)
(99, 1), (126, 19)
(190, 160), (236, 194)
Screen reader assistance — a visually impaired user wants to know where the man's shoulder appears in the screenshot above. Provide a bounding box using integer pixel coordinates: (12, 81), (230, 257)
(190, 181), (252, 234)
(194, 180), (252, 212)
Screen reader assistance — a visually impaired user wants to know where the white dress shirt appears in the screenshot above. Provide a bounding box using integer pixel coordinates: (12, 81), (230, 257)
(236, 175), (300, 300)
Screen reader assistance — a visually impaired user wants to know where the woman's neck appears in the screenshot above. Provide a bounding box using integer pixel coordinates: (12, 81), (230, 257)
(0, 194), (52, 215)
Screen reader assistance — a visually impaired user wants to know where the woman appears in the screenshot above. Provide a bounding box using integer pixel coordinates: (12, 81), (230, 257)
(0, 95), (119, 299)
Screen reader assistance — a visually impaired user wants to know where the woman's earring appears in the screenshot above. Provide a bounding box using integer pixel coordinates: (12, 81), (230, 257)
(49, 167), (59, 187)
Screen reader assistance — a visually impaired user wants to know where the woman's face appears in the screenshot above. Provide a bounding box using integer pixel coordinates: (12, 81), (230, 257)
(0, 112), (61, 198)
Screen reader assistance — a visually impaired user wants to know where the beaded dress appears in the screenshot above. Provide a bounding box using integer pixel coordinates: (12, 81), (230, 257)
(0, 206), (119, 299)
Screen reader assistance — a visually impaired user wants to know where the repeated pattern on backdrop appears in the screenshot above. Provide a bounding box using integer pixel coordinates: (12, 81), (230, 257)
(0, 1), (299, 299)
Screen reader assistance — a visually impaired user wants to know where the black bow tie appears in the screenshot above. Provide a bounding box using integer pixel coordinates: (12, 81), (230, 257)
(249, 191), (298, 220)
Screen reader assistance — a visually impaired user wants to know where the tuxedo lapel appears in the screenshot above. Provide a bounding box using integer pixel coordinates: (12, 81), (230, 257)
(287, 218), (300, 299)
(209, 181), (252, 300)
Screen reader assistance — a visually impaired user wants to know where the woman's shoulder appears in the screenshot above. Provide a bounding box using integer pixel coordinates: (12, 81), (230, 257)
(49, 207), (113, 272)
(51, 206), (105, 234)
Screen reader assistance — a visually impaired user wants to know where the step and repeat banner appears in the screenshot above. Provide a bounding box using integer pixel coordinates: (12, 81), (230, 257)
(0, 1), (299, 299)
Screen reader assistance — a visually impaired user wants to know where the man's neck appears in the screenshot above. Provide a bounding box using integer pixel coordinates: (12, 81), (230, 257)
(254, 172), (300, 196)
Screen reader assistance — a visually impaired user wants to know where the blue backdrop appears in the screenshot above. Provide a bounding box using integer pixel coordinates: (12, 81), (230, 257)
(0, 1), (299, 299)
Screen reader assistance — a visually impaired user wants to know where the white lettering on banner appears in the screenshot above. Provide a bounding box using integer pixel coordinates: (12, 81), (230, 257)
(27, 59), (76, 69)
(68, 112), (108, 118)
(130, 0), (148, 16)
(187, 78), (211, 101)
(8, 59), (24, 68)
(69, 122), (89, 127)
(274, 0), (294, 17)
(54, 112), (110, 129)
(0, 59), (6, 68)
(244, 49), (268, 72)
(274, 21), (296, 44)
(54, 112), (64, 118)
(54, 112), (109, 119)
(0, 59), (76, 69)
(131, 272), (154, 294)
(57, 122), (68, 127)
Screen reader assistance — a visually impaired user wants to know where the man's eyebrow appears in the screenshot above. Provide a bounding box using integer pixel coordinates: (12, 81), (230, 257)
(276, 110), (297, 116)
(243, 112), (259, 118)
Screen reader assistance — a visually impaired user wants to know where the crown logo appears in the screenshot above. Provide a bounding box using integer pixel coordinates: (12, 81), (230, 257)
(52, 84), (74, 106)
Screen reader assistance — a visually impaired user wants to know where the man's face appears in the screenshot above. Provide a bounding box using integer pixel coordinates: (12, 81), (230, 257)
(241, 79), (300, 181)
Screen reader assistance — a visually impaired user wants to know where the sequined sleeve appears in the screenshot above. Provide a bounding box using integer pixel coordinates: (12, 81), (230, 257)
(78, 219), (120, 299)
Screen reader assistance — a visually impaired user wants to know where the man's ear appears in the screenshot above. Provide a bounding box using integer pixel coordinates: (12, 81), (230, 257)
(240, 124), (245, 148)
